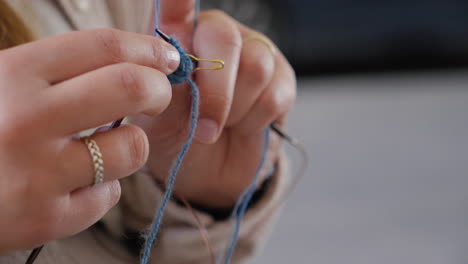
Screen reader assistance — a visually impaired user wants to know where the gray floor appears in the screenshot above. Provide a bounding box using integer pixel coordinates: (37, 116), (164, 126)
(257, 71), (468, 264)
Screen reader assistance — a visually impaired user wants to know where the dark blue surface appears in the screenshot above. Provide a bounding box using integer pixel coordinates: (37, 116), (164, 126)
(270, 0), (468, 71)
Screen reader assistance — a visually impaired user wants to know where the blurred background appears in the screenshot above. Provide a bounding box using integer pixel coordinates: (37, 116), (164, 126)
(203, 0), (468, 75)
(202, 1), (468, 263)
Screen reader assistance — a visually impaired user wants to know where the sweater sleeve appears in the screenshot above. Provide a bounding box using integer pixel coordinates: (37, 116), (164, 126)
(99, 153), (290, 264)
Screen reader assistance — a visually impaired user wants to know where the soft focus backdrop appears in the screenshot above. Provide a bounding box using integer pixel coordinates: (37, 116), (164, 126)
(258, 72), (468, 264)
(203, 1), (468, 263)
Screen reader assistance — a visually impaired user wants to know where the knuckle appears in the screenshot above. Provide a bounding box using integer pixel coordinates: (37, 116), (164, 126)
(148, 38), (165, 69)
(263, 82), (296, 116)
(253, 61), (272, 86)
(205, 10), (242, 49)
(125, 126), (149, 170)
(218, 29), (242, 50)
(240, 50), (273, 87)
(118, 64), (150, 105)
(95, 28), (124, 63)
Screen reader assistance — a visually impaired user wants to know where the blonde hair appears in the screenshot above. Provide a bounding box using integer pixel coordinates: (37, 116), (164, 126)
(0, 0), (34, 49)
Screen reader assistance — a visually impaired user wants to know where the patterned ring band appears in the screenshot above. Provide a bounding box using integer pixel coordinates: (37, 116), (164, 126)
(82, 137), (105, 186)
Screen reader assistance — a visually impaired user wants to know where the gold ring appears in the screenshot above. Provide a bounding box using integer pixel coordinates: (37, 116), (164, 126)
(83, 137), (104, 186)
(243, 34), (276, 56)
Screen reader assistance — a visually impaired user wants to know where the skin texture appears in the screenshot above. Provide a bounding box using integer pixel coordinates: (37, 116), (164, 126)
(0, 0), (296, 255)
(133, 0), (296, 207)
(0, 29), (179, 253)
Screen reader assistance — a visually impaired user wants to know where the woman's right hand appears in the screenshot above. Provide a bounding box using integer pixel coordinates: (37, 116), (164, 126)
(0, 28), (179, 254)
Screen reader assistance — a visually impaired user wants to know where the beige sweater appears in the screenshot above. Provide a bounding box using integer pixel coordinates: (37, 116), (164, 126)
(0, 1), (289, 263)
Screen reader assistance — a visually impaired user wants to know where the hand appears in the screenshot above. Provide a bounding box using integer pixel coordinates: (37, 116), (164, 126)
(0, 29), (179, 253)
(132, 0), (297, 208)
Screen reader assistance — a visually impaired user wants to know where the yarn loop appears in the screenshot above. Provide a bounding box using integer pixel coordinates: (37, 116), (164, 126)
(167, 38), (194, 85)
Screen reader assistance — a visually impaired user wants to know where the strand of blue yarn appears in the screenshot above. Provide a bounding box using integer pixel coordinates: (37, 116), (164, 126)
(140, 36), (199, 264)
(218, 128), (271, 264)
(139, 1), (201, 263)
(143, 1), (271, 263)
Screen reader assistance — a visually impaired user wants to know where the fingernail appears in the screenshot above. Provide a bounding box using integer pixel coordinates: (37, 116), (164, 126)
(195, 118), (219, 144)
(167, 49), (180, 72)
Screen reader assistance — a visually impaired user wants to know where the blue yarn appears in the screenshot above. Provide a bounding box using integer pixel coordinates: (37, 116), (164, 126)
(153, 0), (160, 35)
(139, 1), (201, 263)
(221, 128), (271, 264)
(167, 38), (194, 85)
(153, 0), (193, 85)
(144, 1), (271, 263)
(140, 39), (199, 264)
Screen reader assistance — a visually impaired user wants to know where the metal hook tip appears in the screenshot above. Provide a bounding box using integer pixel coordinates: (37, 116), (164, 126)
(155, 28), (171, 42)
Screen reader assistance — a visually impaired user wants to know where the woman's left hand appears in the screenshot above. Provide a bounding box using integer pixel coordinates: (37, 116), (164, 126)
(131, 0), (296, 208)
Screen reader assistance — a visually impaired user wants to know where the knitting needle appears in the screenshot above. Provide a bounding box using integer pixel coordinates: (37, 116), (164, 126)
(155, 28), (171, 42)
(25, 245), (43, 264)
(110, 118), (124, 129)
(156, 28), (224, 72)
(270, 123), (297, 145)
(109, 28), (213, 130)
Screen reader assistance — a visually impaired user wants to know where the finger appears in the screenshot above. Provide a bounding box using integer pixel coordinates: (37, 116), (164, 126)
(57, 180), (121, 240)
(234, 54), (296, 136)
(45, 63), (172, 135)
(192, 11), (242, 144)
(156, 0), (197, 48)
(3, 28), (180, 83)
(226, 29), (276, 126)
(155, 0), (195, 46)
(159, 0), (196, 26)
(58, 125), (149, 190)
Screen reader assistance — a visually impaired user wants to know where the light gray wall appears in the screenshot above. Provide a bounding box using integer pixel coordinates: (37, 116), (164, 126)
(258, 71), (468, 264)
